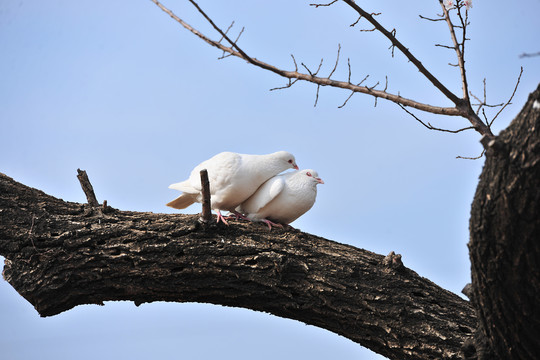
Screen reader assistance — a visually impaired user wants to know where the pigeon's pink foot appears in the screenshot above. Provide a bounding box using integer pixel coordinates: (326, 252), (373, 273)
(225, 211), (249, 221)
(261, 219), (283, 230)
(216, 210), (229, 225)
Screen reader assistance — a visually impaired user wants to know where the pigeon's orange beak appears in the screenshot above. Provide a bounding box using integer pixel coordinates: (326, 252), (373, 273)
(316, 177), (324, 184)
(293, 163), (299, 170)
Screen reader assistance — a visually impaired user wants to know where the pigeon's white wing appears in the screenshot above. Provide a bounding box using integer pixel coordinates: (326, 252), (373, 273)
(167, 150), (297, 214)
(241, 175), (286, 214)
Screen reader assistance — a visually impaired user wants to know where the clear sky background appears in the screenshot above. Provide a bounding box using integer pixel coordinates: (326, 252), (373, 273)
(1, 1), (539, 359)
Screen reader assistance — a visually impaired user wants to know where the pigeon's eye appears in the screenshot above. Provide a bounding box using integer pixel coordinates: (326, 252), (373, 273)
(288, 159), (293, 164)
(306, 172), (312, 177)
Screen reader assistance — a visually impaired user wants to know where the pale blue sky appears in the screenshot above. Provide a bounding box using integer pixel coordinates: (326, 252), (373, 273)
(1, 1), (539, 359)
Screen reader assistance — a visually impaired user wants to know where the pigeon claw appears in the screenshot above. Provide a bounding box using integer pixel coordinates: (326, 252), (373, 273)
(216, 210), (229, 225)
(261, 219), (283, 230)
(226, 211), (249, 221)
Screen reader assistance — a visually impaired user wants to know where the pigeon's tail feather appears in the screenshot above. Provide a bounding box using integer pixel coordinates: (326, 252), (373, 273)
(168, 180), (193, 192)
(166, 194), (197, 209)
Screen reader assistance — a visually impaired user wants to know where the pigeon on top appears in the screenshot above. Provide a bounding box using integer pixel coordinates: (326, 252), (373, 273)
(166, 151), (298, 224)
(238, 169), (324, 229)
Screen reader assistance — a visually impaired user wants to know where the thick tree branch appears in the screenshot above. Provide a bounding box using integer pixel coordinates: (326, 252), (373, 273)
(0, 172), (475, 360)
(468, 83), (540, 359)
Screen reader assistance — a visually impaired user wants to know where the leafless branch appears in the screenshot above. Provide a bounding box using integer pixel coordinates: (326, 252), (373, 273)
(309, 0), (338, 8)
(519, 51), (540, 58)
(301, 59), (325, 77)
(388, 29), (397, 57)
(218, 21), (235, 44)
(456, 149), (485, 160)
(341, 0), (461, 105)
(338, 74), (370, 109)
(314, 58), (324, 76)
(350, 16), (362, 27)
(150, 0), (495, 137)
(368, 81), (379, 91)
(469, 79), (505, 116)
(328, 44), (341, 79)
(489, 67), (523, 126)
(481, 108), (489, 125)
(302, 63), (313, 76)
(347, 58), (352, 83)
(435, 44), (456, 50)
(419, 14), (445, 22)
(270, 55), (299, 91)
(397, 103), (473, 134)
(440, 0), (469, 102)
(338, 91), (355, 109)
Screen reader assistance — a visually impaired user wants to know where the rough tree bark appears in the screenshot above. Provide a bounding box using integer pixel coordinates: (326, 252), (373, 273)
(1, 85), (538, 359)
(0, 174), (475, 360)
(468, 83), (540, 359)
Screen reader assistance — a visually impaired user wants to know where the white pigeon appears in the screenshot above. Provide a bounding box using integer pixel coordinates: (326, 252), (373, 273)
(166, 151), (299, 224)
(238, 169), (324, 229)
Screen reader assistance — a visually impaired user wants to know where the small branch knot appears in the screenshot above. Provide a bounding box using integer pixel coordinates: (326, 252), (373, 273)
(480, 135), (507, 156)
(383, 251), (404, 270)
(462, 283), (473, 300)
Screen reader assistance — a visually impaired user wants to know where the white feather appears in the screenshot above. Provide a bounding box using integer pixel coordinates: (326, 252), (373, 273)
(238, 169), (323, 225)
(167, 151), (298, 212)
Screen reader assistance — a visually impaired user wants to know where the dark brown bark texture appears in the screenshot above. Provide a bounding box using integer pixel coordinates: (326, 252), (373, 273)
(469, 83), (540, 359)
(0, 172), (475, 360)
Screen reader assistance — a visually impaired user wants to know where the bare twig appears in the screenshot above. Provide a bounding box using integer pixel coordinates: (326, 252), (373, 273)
(218, 21), (235, 44)
(199, 169), (211, 223)
(270, 78), (299, 91)
(270, 55), (299, 91)
(347, 58), (352, 83)
(150, 0), (496, 137)
(341, 0), (461, 105)
(469, 79), (505, 116)
(338, 91), (355, 109)
(456, 149), (485, 160)
(350, 16), (362, 27)
(150, 0), (462, 116)
(489, 67), (523, 126)
(419, 14), (445, 22)
(328, 44), (341, 79)
(435, 44), (456, 50)
(519, 51), (540, 58)
(314, 58), (324, 76)
(76, 169), (99, 207)
(338, 75), (370, 109)
(397, 104), (473, 134)
(309, 0), (338, 7)
(314, 85), (321, 107)
(440, 0), (469, 102)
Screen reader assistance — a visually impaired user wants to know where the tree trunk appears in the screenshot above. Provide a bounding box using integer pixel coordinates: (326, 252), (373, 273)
(468, 83), (540, 359)
(0, 172), (474, 360)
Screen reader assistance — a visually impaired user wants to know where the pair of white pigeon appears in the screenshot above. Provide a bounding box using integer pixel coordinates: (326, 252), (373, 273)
(166, 151), (323, 229)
